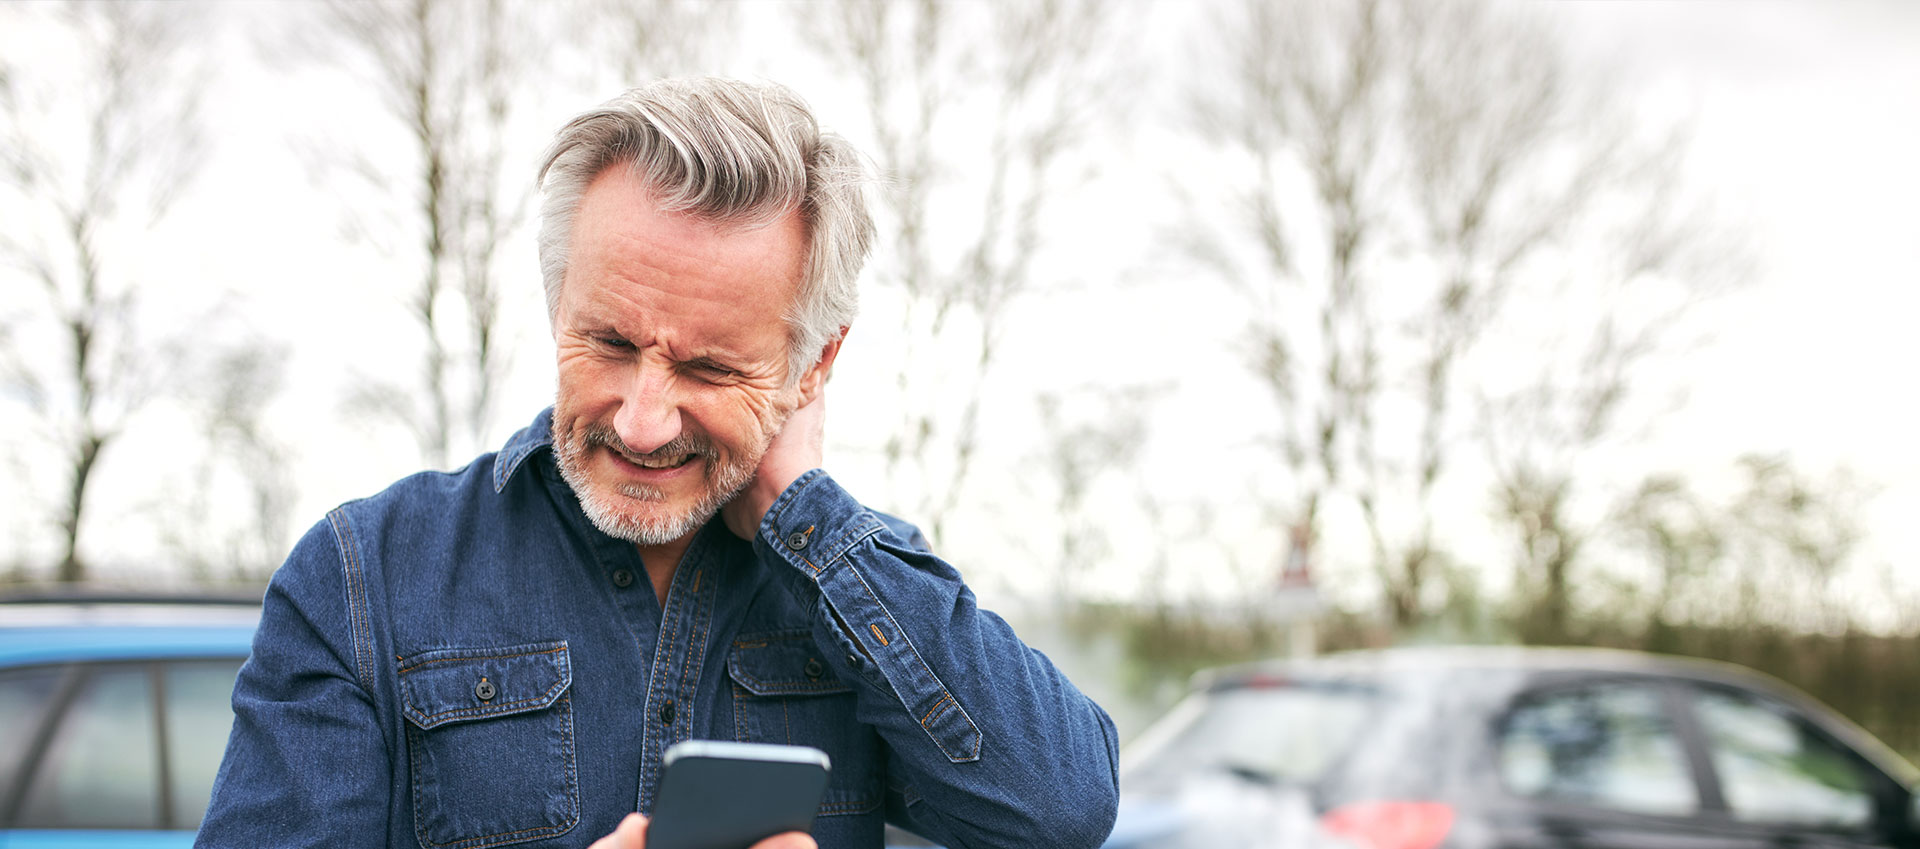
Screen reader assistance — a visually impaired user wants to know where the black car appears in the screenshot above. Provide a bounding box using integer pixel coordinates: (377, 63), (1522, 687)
(1114, 647), (1920, 849)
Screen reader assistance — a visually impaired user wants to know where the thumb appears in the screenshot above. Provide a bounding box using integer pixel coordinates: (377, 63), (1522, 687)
(588, 813), (648, 849)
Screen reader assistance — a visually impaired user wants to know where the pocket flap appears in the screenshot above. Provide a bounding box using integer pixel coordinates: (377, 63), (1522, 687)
(399, 642), (571, 730)
(728, 630), (851, 697)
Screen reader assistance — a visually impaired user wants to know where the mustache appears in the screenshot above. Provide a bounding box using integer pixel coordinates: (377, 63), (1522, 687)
(581, 423), (716, 466)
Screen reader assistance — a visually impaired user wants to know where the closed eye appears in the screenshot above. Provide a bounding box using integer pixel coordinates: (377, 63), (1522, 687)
(684, 358), (739, 382)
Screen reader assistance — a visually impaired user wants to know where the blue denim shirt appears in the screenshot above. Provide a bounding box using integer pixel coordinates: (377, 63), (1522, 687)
(195, 408), (1118, 849)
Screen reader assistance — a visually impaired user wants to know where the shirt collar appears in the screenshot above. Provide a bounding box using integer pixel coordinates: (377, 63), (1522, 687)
(492, 407), (556, 493)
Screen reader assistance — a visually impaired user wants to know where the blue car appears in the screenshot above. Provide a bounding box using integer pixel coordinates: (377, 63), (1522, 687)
(2, 592), (1116, 849)
(0, 591), (258, 848)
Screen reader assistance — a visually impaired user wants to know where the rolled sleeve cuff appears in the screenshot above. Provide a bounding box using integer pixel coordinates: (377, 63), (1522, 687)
(756, 469), (888, 581)
(752, 469), (983, 764)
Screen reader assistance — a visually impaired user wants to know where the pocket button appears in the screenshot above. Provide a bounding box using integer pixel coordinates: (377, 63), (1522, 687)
(475, 679), (496, 702)
(804, 658), (824, 680)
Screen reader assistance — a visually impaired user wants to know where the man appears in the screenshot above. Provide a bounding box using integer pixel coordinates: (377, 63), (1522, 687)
(196, 78), (1119, 849)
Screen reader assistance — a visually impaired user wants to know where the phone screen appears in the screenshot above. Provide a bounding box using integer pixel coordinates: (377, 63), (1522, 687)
(647, 741), (832, 849)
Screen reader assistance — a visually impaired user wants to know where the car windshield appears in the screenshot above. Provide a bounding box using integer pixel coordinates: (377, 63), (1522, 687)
(1126, 680), (1382, 795)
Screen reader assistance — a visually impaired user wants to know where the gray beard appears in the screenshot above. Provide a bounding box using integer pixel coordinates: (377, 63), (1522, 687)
(552, 421), (756, 546)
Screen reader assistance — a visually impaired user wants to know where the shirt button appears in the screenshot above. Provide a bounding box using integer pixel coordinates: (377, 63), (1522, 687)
(804, 659), (824, 680)
(475, 679), (496, 701)
(785, 531), (809, 550)
(611, 569), (635, 588)
(846, 653), (861, 667)
(659, 699), (676, 725)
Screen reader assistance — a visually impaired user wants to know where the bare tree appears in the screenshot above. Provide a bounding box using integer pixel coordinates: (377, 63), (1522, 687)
(311, 0), (722, 468)
(1479, 148), (1736, 639)
(576, 0), (725, 85)
(150, 341), (298, 585)
(313, 0), (537, 469)
(1615, 456), (1870, 636)
(802, 0), (1119, 542)
(1034, 386), (1156, 605)
(1719, 455), (1868, 631)
(0, 2), (206, 582)
(1186, 0), (1732, 628)
(1185, 0), (1388, 619)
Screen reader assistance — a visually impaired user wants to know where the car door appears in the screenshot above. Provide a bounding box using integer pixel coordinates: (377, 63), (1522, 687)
(1669, 682), (1912, 849)
(1487, 676), (1755, 849)
(0, 657), (244, 849)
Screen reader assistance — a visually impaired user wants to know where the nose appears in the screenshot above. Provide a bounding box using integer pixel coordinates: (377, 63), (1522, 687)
(611, 360), (682, 455)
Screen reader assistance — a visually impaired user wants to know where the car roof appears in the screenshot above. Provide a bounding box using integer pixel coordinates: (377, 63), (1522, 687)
(1197, 645), (1920, 788)
(0, 590), (259, 667)
(1202, 645), (1785, 690)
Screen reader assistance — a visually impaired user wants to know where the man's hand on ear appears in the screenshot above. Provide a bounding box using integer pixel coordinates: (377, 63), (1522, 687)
(723, 389), (826, 541)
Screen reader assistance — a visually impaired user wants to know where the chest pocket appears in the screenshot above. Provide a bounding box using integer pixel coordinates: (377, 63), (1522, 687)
(398, 642), (579, 849)
(728, 630), (882, 817)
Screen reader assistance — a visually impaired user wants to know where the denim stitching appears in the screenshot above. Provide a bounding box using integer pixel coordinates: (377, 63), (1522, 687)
(728, 632), (882, 815)
(733, 679), (852, 696)
(326, 509), (378, 694)
(405, 686), (567, 728)
(731, 682), (750, 741)
(840, 562), (983, 762)
(818, 795), (882, 815)
(782, 519), (884, 581)
(817, 519), (886, 569)
(921, 693), (954, 729)
(407, 693), (579, 849)
(492, 437), (541, 493)
(731, 628), (811, 647)
(399, 646), (571, 729)
(727, 634), (851, 695)
(674, 562), (715, 751)
(783, 522), (887, 587)
(761, 469), (827, 535)
(399, 645), (568, 672)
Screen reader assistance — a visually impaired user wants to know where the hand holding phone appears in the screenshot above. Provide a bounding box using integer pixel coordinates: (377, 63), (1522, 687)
(643, 740), (832, 849)
(587, 813), (817, 849)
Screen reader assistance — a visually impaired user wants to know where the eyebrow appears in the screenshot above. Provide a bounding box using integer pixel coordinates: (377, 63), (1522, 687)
(566, 301), (761, 371)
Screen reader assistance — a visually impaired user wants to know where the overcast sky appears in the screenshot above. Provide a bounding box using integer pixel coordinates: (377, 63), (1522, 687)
(1553, 1), (1920, 601)
(4, 1), (1917, 622)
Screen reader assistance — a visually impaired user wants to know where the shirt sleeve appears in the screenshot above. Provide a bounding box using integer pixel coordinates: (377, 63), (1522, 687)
(194, 513), (394, 848)
(752, 470), (1120, 849)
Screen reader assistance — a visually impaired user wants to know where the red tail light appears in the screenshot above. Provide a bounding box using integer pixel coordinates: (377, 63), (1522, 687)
(1320, 801), (1455, 849)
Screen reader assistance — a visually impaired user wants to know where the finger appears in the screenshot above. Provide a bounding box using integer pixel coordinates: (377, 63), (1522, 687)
(621, 813), (649, 847)
(750, 832), (817, 849)
(590, 813), (648, 849)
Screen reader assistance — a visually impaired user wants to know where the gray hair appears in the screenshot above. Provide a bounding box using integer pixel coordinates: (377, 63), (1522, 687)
(536, 78), (874, 383)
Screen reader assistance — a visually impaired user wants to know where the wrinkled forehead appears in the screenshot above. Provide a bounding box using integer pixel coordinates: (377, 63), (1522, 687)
(572, 163), (805, 269)
(561, 165), (806, 344)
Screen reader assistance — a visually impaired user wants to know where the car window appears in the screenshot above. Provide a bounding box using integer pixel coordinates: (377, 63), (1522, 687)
(1125, 682), (1380, 794)
(1691, 687), (1873, 829)
(163, 658), (244, 829)
(1499, 682), (1698, 817)
(14, 663), (161, 829)
(0, 665), (67, 809)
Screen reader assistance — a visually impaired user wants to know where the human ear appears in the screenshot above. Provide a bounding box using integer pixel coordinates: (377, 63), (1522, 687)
(796, 328), (848, 406)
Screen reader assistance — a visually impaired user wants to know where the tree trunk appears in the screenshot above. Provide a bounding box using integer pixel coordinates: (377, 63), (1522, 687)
(58, 434), (106, 583)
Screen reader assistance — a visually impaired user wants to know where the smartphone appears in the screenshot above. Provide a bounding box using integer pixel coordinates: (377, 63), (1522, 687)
(646, 740), (833, 849)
